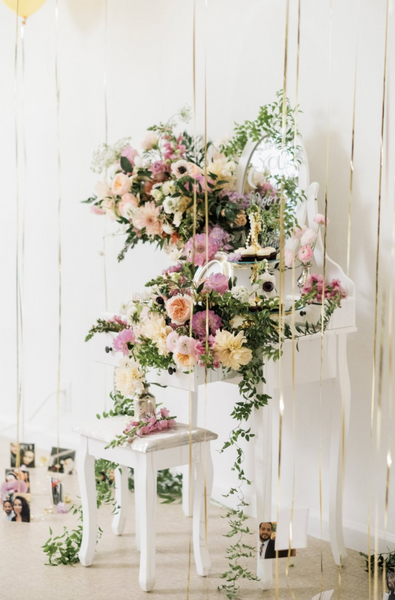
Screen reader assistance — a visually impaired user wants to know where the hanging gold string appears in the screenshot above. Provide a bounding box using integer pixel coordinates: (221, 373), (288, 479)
(368, 1), (390, 596)
(186, 2), (197, 597)
(102, 0), (109, 412)
(203, 2), (210, 594)
(55, 0), (62, 472)
(346, 0), (360, 277)
(20, 19), (27, 443)
(276, 1), (290, 597)
(285, 2), (301, 598)
(14, 0), (22, 481)
(318, 1), (333, 595)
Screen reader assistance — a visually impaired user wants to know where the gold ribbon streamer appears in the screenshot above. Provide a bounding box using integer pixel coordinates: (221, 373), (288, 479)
(286, 2), (301, 598)
(276, 1), (290, 597)
(55, 0), (62, 471)
(319, 1), (333, 594)
(186, 2), (197, 597)
(368, 1), (390, 597)
(346, 0), (360, 277)
(15, 0), (22, 481)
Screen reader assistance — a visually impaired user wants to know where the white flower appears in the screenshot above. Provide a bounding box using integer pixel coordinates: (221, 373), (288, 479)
(141, 313), (172, 356)
(171, 160), (189, 178)
(163, 196), (181, 214)
(94, 180), (111, 200)
(151, 188), (163, 201)
(260, 272), (277, 298)
(230, 315), (244, 328)
(231, 286), (251, 303)
(115, 357), (145, 397)
(163, 223), (175, 235)
(141, 132), (159, 151)
(214, 330), (252, 371)
(173, 211), (182, 227)
(167, 246), (183, 262)
(162, 181), (175, 196)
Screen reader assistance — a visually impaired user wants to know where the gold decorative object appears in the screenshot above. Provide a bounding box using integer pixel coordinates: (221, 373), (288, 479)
(64, 495), (72, 504)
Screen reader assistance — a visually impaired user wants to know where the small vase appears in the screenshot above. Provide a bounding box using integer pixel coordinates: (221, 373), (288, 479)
(134, 384), (156, 422)
(297, 264), (311, 288)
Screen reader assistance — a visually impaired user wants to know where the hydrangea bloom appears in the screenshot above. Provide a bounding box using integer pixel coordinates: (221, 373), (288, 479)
(192, 310), (222, 338)
(184, 233), (217, 266)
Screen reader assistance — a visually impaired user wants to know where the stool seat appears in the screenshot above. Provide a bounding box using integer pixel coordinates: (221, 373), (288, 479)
(73, 417), (217, 452)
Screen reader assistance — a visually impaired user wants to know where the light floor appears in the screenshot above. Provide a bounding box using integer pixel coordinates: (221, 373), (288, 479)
(0, 437), (380, 600)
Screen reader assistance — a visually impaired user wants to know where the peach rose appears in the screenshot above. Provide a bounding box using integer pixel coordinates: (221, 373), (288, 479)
(173, 352), (197, 368)
(112, 173), (132, 196)
(166, 294), (192, 325)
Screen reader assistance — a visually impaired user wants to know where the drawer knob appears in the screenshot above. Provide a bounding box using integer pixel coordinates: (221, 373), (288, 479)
(300, 311), (306, 316)
(105, 346), (113, 353)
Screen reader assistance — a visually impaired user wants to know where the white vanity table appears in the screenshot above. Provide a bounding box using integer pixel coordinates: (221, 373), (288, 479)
(93, 135), (356, 589)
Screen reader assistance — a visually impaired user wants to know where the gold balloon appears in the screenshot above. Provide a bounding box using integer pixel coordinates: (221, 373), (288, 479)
(2, 0), (47, 19)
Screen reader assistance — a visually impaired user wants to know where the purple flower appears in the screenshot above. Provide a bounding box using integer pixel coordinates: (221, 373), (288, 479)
(227, 252), (241, 262)
(150, 160), (168, 175)
(192, 310), (222, 338)
(162, 262), (182, 275)
(207, 225), (232, 251)
(113, 328), (135, 355)
(220, 190), (252, 210)
(56, 502), (69, 514)
(184, 234), (217, 266)
(203, 273), (229, 295)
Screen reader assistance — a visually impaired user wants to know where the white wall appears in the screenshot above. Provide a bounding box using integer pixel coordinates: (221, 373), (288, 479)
(0, 0), (394, 554)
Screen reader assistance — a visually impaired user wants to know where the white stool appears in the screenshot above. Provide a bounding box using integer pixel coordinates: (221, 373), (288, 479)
(73, 417), (217, 592)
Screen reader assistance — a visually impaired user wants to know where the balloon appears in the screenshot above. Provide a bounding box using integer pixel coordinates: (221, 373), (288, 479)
(2, 0), (47, 19)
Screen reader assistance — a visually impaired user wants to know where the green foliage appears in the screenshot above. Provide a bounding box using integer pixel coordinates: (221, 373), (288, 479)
(360, 549), (395, 573)
(85, 318), (124, 342)
(221, 91), (300, 159)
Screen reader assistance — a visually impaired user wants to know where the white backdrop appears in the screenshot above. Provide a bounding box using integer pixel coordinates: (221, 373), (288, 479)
(0, 0), (394, 554)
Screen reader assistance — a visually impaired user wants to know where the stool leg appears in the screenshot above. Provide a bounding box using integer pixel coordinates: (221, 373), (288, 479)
(182, 390), (198, 517)
(112, 465), (129, 536)
(136, 453), (157, 592)
(78, 437), (97, 567)
(134, 468), (141, 551)
(193, 442), (213, 576)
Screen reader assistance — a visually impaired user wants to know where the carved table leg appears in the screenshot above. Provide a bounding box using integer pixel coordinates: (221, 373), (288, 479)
(193, 441), (213, 576)
(255, 371), (274, 589)
(182, 389), (198, 517)
(329, 334), (350, 566)
(78, 437), (97, 567)
(136, 453), (157, 592)
(112, 465), (129, 536)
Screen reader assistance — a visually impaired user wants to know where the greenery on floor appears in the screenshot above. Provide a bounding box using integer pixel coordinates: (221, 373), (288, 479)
(360, 549), (395, 573)
(42, 459), (182, 566)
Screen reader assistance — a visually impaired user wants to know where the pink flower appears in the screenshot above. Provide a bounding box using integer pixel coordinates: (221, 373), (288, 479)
(133, 201), (163, 237)
(121, 145), (139, 168)
(160, 407), (170, 418)
(56, 502), (68, 514)
(300, 228), (317, 246)
(113, 329), (135, 355)
(90, 205), (105, 215)
(192, 310), (222, 338)
(298, 245), (314, 264)
(118, 193), (139, 218)
(203, 273), (229, 295)
(314, 213), (329, 225)
(150, 161), (168, 175)
(293, 225), (307, 240)
(184, 234), (217, 266)
(176, 336), (197, 356)
(166, 330), (179, 351)
(284, 249), (294, 268)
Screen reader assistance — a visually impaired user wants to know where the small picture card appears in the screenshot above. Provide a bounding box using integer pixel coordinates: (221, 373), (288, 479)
(275, 507), (309, 551)
(312, 591), (334, 600)
(258, 521), (297, 560)
(2, 493), (31, 522)
(10, 443), (35, 468)
(5, 468), (30, 493)
(49, 477), (64, 506)
(48, 448), (76, 474)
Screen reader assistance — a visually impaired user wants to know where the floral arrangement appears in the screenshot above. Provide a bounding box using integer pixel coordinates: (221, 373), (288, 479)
(84, 97), (305, 262)
(105, 407), (176, 449)
(285, 213), (329, 268)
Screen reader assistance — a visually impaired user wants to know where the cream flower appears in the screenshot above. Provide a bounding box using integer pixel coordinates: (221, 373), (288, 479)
(173, 211), (183, 227)
(115, 358), (145, 396)
(173, 352), (198, 369)
(141, 313), (172, 355)
(141, 132), (159, 151)
(162, 181), (176, 196)
(208, 157), (236, 189)
(213, 330), (252, 370)
(95, 180), (111, 200)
